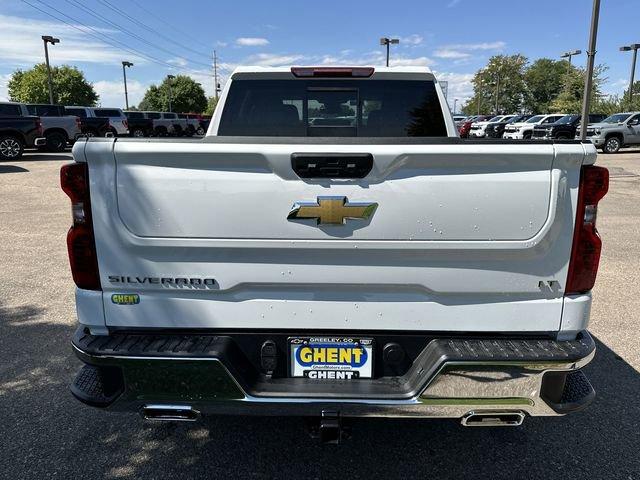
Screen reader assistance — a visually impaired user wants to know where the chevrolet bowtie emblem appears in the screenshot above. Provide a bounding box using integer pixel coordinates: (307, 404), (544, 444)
(287, 196), (378, 225)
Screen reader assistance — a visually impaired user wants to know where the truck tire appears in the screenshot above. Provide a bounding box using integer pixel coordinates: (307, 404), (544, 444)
(0, 135), (24, 160)
(44, 132), (67, 152)
(523, 131), (532, 140)
(196, 127), (205, 136)
(155, 127), (168, 137)
(603, 135), (622, 154)
(132, 128), (146, 138)
(556, 133), (570, 140)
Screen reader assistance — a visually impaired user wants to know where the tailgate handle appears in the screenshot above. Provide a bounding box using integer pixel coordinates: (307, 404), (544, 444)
(291, 153), (373, 179)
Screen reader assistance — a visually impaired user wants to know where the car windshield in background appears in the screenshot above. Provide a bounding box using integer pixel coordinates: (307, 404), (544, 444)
(556, 115), (579, 124)
(145, 112), (161, 119)
(488, 116), (503, 122)
(94, 109), (121, 117)
(218, 79), (447, 137)
(125, 112), (144, 119)
(602, 113), (631, 123)
(526, 115), (545, 123)
(65, 108), (87, 118)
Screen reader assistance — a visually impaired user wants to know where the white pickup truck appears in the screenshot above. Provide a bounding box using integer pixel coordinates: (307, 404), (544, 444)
(63, 66), (607, 440)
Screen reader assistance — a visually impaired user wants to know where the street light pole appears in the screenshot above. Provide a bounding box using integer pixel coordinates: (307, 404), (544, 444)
(580, 0), (601, 141)
(453, 98), (458, 115)
(620, 44), (640, 107)
(494, 73), (500, 115)
(41, 35), (60, 104)
(121, 61), (133, 110)
(560, 49), (582, 65)
(167, 74), (175, 112)
(380, 37), (399, 67)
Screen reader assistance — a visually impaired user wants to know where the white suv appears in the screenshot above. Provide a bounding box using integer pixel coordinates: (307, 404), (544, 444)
(503, 114), (565, 140)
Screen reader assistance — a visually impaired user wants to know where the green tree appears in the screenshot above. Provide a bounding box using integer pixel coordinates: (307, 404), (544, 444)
(549, 65), (608, 113)
(461, 54), (529, 115)
(523, 58), (573, 113)
(138, 75), (207, 113)
(8, 63), (98, 105)
(205, 96), (219, 115)
(620, 80), (640, 110)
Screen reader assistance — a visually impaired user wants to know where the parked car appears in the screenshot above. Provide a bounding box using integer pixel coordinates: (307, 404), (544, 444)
(486, 114), (534, 139)
(198, 114), (212, 135)
(64, 106), (111, 138)
(0, 115), (46, 160)
(503, 114), (566, 140)
(3, 102), (82, 152)
(161, 112), (190, 136)
(142, 111), (176, 136)
(65, 65), (603, 432)
(469, 115), (508, 138)
(124, 111), (155, 137)
(89, 108), (130, 137)
(577, 112), (640, 153)
(532, 114), (607, 140)
(458, 115), (492, 138)
(178, 113), (202, 136)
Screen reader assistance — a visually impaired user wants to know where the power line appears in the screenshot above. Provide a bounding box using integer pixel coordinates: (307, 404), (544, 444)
(95, 0), (211, 60)
(128, 0), (206, 47)
(62, 0), (213, 69)
(21, 0), (213, 78)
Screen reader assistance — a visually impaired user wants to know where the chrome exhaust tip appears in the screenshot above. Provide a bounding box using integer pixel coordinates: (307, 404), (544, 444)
(142, 404), (200, 422)
(461, 411), (525, 427)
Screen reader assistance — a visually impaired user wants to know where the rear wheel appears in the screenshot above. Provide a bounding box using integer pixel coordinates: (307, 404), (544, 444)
(523, 131), (532, 140)
(0, 135), (24, 160)
(44, 132), (67, 152)
(132, 128), (146, 138)
(556, 134), (570, 140)
(603, 136), (622, 154)
(196, 127), (205, 136)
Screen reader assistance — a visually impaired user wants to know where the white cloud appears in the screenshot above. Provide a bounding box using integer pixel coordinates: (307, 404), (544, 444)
(93, 79), (149, 108)
(235, 37), (270, 47)
(246, 53), (305, 66)
(444, 41), (506, 51)
(0, 14), (145, 67)
(0, 73), (11, 101)
(167, 57), (189, 68)
(400, 34), (424, 46)
(433, 71), (475, 102)
(434, 49), (471, 59)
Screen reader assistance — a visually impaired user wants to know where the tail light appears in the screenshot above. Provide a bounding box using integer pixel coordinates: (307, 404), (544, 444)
(291, 67), (374, 78)
(123, 119), (128, 129)
(60, 163), (101, 290)
(35, 116), (43, 136)
(566, 165), (609, 294)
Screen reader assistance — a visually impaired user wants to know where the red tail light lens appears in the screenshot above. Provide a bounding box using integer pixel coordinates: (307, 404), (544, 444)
(60, 163), (101, 290)
(291, 67), (374, 78)
(566, 165), (609, 294)
(123, 119), (128, 129)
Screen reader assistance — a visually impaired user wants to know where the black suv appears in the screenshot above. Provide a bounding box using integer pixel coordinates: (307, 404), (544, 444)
(532, 114), (607, 140)
(485, 114), (534, 138)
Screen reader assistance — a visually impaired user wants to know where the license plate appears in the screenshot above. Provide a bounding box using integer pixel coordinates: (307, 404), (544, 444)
(289, 337), (373, 380)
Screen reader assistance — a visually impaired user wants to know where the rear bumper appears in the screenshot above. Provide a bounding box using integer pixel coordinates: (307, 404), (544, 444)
(70, 327), (596, 419)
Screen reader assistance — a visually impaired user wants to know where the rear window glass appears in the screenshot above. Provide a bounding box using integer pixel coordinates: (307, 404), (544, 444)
(218, 79), (447, 137)
(145, 112), (161, 119)
(125, 112), (144, 119)
(0, 104), (22, 116)
(27, 104), (65, 116)
(94, 109), (122, 117)
(163, 113), (177, 119)
(65, 108), (87, 117)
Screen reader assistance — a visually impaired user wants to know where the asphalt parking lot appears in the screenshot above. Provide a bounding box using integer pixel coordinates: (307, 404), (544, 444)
(1, 149), (639, 479)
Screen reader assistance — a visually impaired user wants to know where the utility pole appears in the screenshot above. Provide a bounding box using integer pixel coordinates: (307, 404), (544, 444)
(380, 37), (399, 67)
(453, 98), (458, 115)
(167, 74), (175, 112)
(41, 35), (60, 104)
(580, 0), (601, 141)
(122, 61), (133, 110)
(213, 50), (219, 100)
(620, 44), (640, 107)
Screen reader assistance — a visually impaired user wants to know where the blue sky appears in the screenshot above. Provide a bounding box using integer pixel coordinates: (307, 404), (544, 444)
(0, 0), (638, 108)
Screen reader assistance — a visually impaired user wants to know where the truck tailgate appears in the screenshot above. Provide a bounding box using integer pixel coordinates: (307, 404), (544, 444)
(82, 139), (587, 332)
